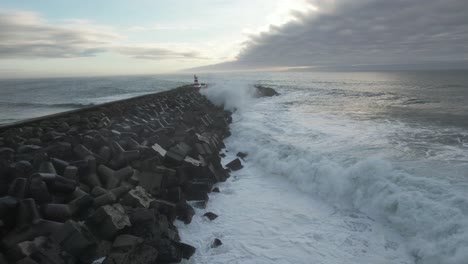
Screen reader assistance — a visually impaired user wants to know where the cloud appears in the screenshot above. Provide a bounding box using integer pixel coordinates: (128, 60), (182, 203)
(114, 46), (207, 60)
(0, 10), (207, 61)
(127, 24), (202, 31)
(192, 0), (468, 71)
(0, 11), (119, 58)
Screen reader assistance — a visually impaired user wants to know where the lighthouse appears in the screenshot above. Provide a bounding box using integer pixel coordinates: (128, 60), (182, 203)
(193, 74), (207, 88)
(193, 74), (200, 87)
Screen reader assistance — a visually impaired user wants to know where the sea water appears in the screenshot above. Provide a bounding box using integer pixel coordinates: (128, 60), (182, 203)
(177, 71), (468, 264)
(0, 75), (185, 124)
(2, 71), (467, 263)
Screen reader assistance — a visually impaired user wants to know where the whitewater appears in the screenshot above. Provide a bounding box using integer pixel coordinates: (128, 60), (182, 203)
(177, 72), (468, 264)
(1, 71), (467, 264)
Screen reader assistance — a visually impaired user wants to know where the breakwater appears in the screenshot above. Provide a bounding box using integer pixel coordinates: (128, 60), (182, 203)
(0, 85), (232, 264)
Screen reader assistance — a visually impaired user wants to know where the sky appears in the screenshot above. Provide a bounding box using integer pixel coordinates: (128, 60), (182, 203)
(0, 0), (467, 78)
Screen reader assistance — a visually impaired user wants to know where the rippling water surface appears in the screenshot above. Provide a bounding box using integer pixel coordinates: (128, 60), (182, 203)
(2, 71), (467, 263)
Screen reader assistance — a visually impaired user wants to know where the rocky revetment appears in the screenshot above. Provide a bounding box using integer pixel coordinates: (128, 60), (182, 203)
(0, 86), (233, 264)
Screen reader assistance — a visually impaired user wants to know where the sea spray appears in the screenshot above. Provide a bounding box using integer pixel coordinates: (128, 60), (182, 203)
(200, 81), (256, 111)
(202, 82), (468, 264)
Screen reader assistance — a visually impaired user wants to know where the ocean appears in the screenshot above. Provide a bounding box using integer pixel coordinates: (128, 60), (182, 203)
(2, 71), (468, 264)
(0, 75), (187, 125)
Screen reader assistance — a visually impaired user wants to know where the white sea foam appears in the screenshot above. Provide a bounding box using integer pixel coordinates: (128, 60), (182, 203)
(180, 81), (468, 264)
(177, 150), (412, 264)
(200, 80), (256, 111)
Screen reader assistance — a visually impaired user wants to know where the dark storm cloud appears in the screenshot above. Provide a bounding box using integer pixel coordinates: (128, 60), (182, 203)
(196, 0), (468, 70)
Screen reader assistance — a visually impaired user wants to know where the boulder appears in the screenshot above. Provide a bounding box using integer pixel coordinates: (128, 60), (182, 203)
(1, 199), (63, 249)
(211, 238), (223, 248)
(93, 186), (131, 208)
(236, 151), (248, 159)
(176, 201), (195, 224)
(183, 180), (212, 201)
(254, 85), (280, 97)
(121, 186), (154, 208)
(103, 242), (158, 264)
(151, 200), (177, 223)
(126, 208), (160, 240)
(135, 170), (163, 196)
(50, 220), (96, 257)
(203, 212), (218, 221)
(174, 241), (196, 260)
(225, 158), (243, 171)
(87, 204), (131, 240)
(41, 194), (93, 222)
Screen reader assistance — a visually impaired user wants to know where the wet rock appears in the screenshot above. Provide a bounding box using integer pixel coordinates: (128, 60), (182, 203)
(50, 220), (96, 257)
(166, 186), (182, 203)
(151, 200), (177, 223)
(98, 165), (133, 189)
(82, 157), (102, 188)
(0, 147), (14, 161)
(254, 85), (280, 97)
(207, 162), (227, 182)
(126, 207), (160, 240)
(225, 158), (243, 171)
(211, 238), (222, 248)
(109, 142), (140, 168)
(156, 239), (181, 263)
(44, 142), (72, 159)
(121, 186), (154, 208)
(203, 212), (218, 221)
(236, 151), (248, 159)
(73, 144), (105, 164)
(8, 178), (27, 199)
(17, 145), (42, 155)
(103, 241), (158, 264)
(16, 257), (39, 264)
(1, 199), (63, 249)
(0, 254), (6, 264)
(50, 158), (69, 175)
(28, 238), (66, 264)
(0, 86), (230, 263)
(28, 175), (52, 205)
(93, 186), (131, 208)
(183, 180), (212, 201)
(98, 146), (112, 163)
(32, 173), (76, 193)
(68, 187), (89, 200)
(212, 187), (220, 193)
(174, 241), (196, 260)
(91, 186), (108, 197)
(41, 194), (93, 222)
(176, 200), (195, 225)
(164, 142), (191, 166)
(63, 166), (78, 181)
(0, 196), (18, 218)
(191, 200), (207, 209)
(112, 234), (143, 251)
(13, 161), (33, 179)
(81, 240), (112, 264)
(134, 170), (163, 196)
(87, 204), (131, 240)
(7, 235), (47, 261)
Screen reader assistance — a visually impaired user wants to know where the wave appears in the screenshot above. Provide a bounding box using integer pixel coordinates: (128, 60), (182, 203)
(200, 81), (256, 111)
(401, 98), (439, 105)
(203, 82), (468, 264)
(0, 101), (95, 108)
